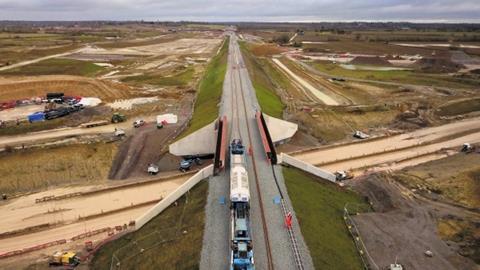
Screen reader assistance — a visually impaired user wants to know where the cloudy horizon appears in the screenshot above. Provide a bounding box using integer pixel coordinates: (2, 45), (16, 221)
(0, 0), (479, 23)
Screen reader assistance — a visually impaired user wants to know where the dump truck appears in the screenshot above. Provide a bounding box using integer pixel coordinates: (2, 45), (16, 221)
(49, 251), (80, 267)
(111, 113), (126, 123)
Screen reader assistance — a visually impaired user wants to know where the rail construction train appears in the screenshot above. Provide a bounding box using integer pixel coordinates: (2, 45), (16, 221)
(229, 139), (255, 270)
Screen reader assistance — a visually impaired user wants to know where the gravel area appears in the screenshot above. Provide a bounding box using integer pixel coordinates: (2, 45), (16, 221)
(199, 173), (230, 269)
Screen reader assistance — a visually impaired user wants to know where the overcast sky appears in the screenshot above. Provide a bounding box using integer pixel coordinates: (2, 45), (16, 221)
(0, 0), (479, 22)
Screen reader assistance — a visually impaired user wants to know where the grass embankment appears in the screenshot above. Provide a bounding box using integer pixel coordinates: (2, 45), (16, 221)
(0, 142), (117, 195)
(0, 58), (103, 77)
(294, 106), (398, 142)
(239, 42), (284, 118)
(311, 60), (478, 89)
(90, 180), (208, 270)
(178, 37), (229, 138)
(283, 167), (370, 270)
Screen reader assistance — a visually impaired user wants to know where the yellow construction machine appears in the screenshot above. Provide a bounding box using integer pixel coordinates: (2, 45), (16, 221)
(49, 251), (80, 267)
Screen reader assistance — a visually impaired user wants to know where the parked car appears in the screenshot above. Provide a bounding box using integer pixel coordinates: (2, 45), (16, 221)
(353, 130), (370, 139)
(147, 164), (159, 175)
(133, 119), (145, 128)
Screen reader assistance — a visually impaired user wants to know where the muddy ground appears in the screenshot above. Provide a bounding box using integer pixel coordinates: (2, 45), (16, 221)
(349, 174), (479, 270)
(109, 119), (186, 180)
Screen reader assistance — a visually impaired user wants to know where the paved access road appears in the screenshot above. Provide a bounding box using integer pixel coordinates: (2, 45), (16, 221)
(200, 33), (314, 270)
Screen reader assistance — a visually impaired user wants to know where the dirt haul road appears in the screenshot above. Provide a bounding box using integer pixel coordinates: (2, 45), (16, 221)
(350, 175), (478, 270)
(0, 175), (189, 253)
(0, 50), (79, 72)
(292, 117), (480, 172)
(0, 115), (159, 148)
(272, 58), (339, 105)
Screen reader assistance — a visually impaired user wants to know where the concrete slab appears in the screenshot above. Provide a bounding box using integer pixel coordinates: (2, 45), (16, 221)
(263, 114), (298, 144)
(168, 121), (217, 156)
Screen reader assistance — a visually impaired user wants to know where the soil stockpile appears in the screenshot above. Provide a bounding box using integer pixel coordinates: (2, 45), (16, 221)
(350, 56), (392, 66)
(412, 57), (465, 73)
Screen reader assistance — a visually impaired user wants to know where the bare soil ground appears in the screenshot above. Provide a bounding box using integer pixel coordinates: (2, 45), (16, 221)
(109, 120), (186, 179)
(292, 116), (480, 166)
(0, 174), (190, 255)
(76, 38), (222, 57)
(393, 153), (480, 209)
(0, 75), (132, 102)
(349, 174), (479, 270)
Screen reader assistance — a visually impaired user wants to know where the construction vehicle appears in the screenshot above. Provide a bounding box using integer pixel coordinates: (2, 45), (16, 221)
(390, 263), (403, 270)
(46, 92), (64, 101)
(49, 251), (80, 267)
(147, 163), (159, 175)
(424, 250), (434, 257)
(461, 143), (475, 153)
(111, 113), (126, 123)
(335, 170), (354, 181)
(133, 119), (145, 128)
(114, 128), (126, 137)
(353, 130), (369, 139)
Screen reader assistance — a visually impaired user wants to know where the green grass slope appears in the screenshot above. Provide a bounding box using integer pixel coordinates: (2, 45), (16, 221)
(283, 167), (369, 270)
(90, 180), (208, 270)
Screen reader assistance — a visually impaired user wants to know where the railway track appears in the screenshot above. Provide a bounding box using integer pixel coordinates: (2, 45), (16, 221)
(271, 166), (305, 270)
(230, 45), (275, 270)
(236, 39), (306, 270)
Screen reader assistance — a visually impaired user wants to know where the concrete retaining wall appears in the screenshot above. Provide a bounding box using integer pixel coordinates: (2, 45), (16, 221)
(134, 164), (214, 230)
(278, 153), (337, 183)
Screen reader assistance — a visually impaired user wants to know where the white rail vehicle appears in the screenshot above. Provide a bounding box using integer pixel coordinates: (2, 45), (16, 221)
(229, 139), (255, 270)
(230, 154), (250, 203)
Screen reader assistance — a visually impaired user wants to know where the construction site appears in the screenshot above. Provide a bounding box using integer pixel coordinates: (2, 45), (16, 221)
(0, 21), (479, 270)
